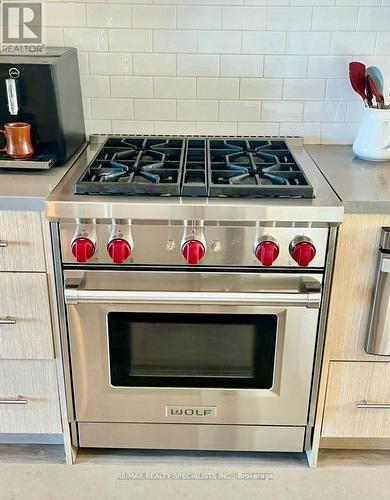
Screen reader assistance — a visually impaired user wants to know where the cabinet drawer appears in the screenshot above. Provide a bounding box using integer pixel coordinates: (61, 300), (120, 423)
(0, 273), (53, 359)
(0, 211), (46, 272)
(0, 360), (61, 434)
(323, 362), (390, 438)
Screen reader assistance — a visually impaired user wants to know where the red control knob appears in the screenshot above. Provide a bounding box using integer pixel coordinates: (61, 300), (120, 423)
(107, 238), (132, 264)
(182, 240), (205, 265)
(255, 241), (279, 266)
(71, 237), (95, 263)
(290, 241), (316, 267)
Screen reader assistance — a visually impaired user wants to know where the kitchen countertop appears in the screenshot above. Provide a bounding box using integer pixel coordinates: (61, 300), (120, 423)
(306, 145), (390, 214)
(0, 144), (88, 211)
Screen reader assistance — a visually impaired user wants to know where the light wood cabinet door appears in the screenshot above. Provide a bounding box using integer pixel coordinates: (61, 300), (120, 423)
(0, 273), (54, 359)
(326, 213), (390, 361)
(0, 211), (46, 272)
(0, 360), (61, 434)
(322, 362), (390, 438)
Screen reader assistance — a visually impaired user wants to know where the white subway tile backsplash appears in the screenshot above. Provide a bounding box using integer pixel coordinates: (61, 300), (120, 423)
(132, 6), (176, 29)
(64, 28), (108, 51)
(267, 7), (312, 30)
(221, 55), (263, 76)
(264, 55), (307, 77)
(111, 76), (154, 98)
(262, 101), (304, 122)
(177, 100), (219, 121)
(326, 78), (360, 100)
(112, 121), (154, 134)
(195, 122), (238, 134)
(312, 7), (359, 30)
(43, 0), (384, 144)
(279, 123), (321, 144)
(346, 101), (365, 122)
(86, 4), (131, 28)
(330, 31), (376, 55)
(222, 7), (266, 30)
(154, 77), (197, 98)
(109, 30), (152, 52)
(376, 33), (390, 55)
(177, 54), (219, 76)
(154, 122), (196, 135)
(89, 53), (132, 75)
(240, 78), (283, 99)
(357, 7), (390, 31)
(321, 122), (359, 144)
(177, 7), (222, 29)
(133, 54), (176, 76)
(86, 120), (112, 135)
(237, 122), (280, 136)
(219, 100), (261, 121)
(134, 99), (177, 120)
(286, 32), (331, 55)
(46, 4), (86, 27)
(242, 32), (286, 54)
(154, 30), (197, 53)
(303, 101), (347, 122)
(91, 98), (133, 119)
(197, 78), (239, 99)
(308, 56), (351, 78)
(81, 76), (110, 97)
(283, 79), (326, 100)
(197, 31), (242, 54)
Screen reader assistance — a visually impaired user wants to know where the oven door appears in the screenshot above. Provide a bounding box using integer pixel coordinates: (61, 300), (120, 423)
(64, 270), (322, 426)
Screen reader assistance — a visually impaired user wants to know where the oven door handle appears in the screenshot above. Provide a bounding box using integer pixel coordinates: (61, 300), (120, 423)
(64, 279), (321, 309)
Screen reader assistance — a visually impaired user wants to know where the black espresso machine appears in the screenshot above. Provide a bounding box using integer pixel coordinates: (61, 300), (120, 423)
(0, 47), (86, 169)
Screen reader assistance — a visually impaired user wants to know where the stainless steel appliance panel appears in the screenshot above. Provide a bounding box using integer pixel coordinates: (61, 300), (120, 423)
(59, 222), (329, 268)
(78, 422), (306, 452)
(65, 270), (322, 426)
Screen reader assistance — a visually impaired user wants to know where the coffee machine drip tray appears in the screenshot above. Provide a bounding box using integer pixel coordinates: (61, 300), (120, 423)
(0, 154), (56, 170)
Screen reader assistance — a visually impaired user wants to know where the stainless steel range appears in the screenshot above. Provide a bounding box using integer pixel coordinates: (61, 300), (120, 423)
(46, 135), (343, 454)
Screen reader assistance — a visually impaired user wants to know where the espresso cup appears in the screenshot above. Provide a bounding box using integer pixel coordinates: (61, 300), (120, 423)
(0, 122), (34, 159)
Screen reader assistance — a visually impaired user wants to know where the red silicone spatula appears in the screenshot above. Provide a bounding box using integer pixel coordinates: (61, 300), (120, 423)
(349, 62), (369, 106)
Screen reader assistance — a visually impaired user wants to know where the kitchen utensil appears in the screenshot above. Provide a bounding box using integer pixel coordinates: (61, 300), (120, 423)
(366, 67), (385, 108)
(353, 107), (390, 161)
(367, 75), (385, 109)
(0, 122), (34, 159)
(349, 62), (368, 106)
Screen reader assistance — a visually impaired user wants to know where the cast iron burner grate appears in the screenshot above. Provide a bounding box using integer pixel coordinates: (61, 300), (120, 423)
(75, 136), (313, 198)
(75, 137), (185, 196)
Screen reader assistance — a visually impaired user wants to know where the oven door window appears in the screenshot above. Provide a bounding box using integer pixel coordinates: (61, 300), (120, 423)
(107, 313), (277, 389)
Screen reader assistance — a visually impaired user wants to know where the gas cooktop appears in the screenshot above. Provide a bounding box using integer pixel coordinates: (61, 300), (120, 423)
(75, 136), (314, 198)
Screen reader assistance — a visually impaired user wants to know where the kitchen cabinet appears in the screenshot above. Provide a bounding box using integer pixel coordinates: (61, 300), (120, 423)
(0, 273), (53, 359)
(310, 213), (390, 466)
(0, 210), (66, 456)
(323, 362), (390, 439)
(0, 211), (46, 272)
(0, 360), (62, 434)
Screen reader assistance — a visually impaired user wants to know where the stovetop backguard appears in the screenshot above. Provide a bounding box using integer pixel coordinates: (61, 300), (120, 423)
(75, 136), (314, 199)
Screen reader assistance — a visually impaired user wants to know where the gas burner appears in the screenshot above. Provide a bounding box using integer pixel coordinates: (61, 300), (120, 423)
(75, 137), (185, 195)
(75, 136), (313, 198)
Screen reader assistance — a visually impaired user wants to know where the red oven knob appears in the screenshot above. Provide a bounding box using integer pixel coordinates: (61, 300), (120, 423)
(182, 240), (205, 265)
(71, 237), (95, 263)
(290, 240), (316, 267)
(108, 238), (132, 264)
(254, 241), (279, 266)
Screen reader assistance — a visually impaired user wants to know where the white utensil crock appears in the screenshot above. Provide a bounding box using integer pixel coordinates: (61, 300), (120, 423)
(353, 107), (390, 161)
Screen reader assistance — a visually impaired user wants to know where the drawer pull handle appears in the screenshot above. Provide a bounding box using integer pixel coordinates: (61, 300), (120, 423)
(0, 241), (7, 248)
(0, 316), (16, 325)
(0, 395), (28, 405)
(356, 400), (390, 409)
